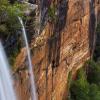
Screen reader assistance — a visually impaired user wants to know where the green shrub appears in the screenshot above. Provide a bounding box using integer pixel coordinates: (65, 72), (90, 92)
(48, 5), (57, 22)
(69, 65), (100, 100)
(87, 60), (100, 85)
(89, 84), (100, 100)
(0, 0), (25, 37)
(70, 68), (90, 100)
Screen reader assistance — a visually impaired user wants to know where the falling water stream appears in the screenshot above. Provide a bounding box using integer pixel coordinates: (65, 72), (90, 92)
(0, 42), (16, 100)
(18, 17), (37, 100)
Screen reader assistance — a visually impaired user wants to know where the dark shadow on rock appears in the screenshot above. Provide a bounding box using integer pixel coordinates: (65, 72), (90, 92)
(45, 0), (68, 99)
(89, 0), (96, 58)
(40, 0), (51, 33)
(28, 0), (36, 4)
(48, 0), (68, 68)
(93, 2), (100, 61)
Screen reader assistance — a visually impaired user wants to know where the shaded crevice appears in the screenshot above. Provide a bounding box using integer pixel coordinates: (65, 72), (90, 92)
(45, 0), (69, 99)
(89, 0), (96, 58)
(40, 0), (51, 32)
(48, 0), (68, 68)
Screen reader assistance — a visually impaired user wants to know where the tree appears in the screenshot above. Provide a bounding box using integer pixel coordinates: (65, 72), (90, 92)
(70, 68), (90, 100)
(0, 0), (25, 37)
(69, 67), (100, 100)
(87, 60), (100, 85)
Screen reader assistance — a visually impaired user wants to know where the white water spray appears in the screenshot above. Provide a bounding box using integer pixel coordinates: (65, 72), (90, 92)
(18, 17), (37, 100)
(0, 42), (16, 100)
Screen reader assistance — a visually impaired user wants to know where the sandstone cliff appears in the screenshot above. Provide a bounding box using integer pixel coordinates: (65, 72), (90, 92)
(13, 0), (100, 100)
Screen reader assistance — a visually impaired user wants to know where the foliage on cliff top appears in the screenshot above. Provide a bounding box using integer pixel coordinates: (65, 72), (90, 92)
(0, 0), (25, 17)
(0, 0), (25, 37)
(0, 0), (26, 68)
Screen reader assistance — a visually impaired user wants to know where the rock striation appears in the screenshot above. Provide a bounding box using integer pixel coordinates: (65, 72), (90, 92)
(14, 0), (100, 100)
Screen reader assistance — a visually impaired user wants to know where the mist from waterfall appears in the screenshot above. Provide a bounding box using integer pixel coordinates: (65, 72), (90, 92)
(18, 17), (37, 100)
(0, 42), (16, 100)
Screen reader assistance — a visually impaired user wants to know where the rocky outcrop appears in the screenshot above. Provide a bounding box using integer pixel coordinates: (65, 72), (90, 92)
(13, 0), (100, 100)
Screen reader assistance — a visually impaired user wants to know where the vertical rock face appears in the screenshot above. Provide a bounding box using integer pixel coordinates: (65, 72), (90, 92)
(14, 0), (100, 100)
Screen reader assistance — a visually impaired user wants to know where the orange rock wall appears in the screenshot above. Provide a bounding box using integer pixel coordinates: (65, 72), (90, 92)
(14, 0), (100, 100)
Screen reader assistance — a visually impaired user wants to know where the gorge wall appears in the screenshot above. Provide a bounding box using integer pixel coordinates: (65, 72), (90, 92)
(13, 0), (100, 100)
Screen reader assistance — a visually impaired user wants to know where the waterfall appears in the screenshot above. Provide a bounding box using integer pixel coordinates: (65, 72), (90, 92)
(18, 17), (37, 100)
(0, 42), (16, 100)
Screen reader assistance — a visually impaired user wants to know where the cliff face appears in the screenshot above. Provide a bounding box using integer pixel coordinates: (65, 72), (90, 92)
(14, 0), (100, 100)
